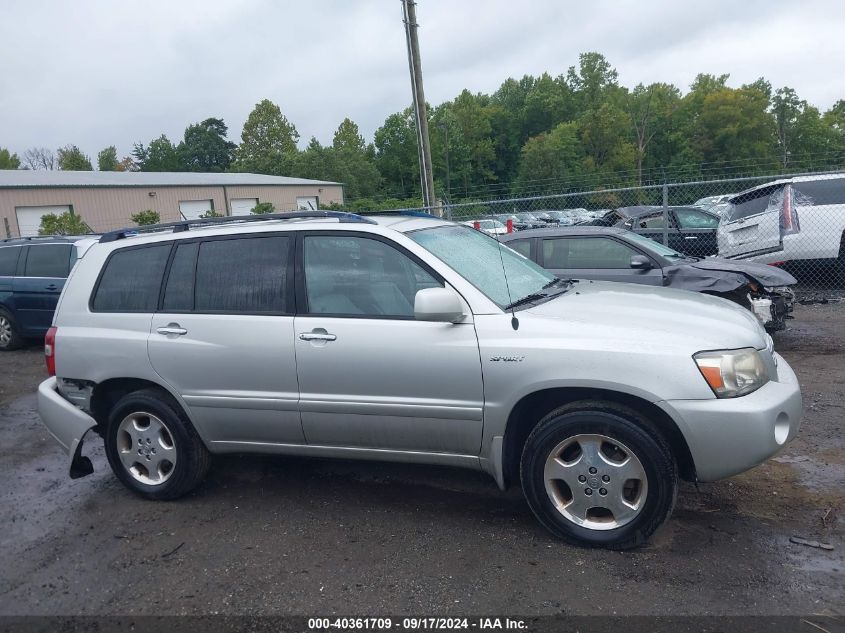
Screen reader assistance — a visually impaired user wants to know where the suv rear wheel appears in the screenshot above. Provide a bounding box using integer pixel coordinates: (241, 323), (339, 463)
(0, 309), (23, 351)
(104, 389), (211, 500)
(520, 401), (677, 549)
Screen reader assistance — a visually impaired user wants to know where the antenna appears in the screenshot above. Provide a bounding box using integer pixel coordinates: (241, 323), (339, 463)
(488, 212), (519, 330)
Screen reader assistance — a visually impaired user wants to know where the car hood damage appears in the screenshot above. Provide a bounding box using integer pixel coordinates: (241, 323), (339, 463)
(663, 257), (797, 293)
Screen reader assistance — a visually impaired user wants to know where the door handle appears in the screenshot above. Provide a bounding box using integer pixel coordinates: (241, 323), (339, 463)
(156, 323), (188, 336)
(45, 284), (58, 291)
(299, 332), (337, 342)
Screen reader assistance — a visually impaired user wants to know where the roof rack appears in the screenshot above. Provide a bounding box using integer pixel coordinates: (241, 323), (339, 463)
(1, 234), (96, 243)
(359, 210), (436, 218)
(99, 210), (376, 243)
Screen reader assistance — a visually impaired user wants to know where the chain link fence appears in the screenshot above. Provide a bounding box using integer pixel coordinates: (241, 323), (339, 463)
(378, 170), (845, 301)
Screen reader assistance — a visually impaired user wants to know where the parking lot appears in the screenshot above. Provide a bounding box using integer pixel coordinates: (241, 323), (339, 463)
(0, 303), (842, 617)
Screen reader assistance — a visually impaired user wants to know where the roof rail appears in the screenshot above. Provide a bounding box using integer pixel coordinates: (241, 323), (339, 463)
(98, 210), (376, 243)
(359, 210), (436, 218)
(1, 234), (96, 243)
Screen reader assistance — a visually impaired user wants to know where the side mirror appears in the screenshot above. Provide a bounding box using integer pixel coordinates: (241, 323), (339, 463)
(630, 255), (653, 270)
(414, 287), (466, 323)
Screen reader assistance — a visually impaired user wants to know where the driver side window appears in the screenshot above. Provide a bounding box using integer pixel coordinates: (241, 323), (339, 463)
(303, 235), (441, 318)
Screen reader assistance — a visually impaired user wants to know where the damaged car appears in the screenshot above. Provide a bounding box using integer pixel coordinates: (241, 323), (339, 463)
(501, 226), (796, 331)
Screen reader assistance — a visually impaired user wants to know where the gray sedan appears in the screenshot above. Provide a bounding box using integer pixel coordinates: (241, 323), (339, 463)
(500, 226), (797, 331)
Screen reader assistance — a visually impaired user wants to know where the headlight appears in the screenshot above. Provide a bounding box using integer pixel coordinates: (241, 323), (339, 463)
(693, 348), (769, 398)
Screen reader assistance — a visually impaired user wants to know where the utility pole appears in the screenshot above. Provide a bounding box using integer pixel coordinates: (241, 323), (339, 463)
(402, 0), (437, 214)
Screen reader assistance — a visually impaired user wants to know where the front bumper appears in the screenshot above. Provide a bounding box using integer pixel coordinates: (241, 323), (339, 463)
(37, 377), (97, 478)
(657, 352), (802, 481)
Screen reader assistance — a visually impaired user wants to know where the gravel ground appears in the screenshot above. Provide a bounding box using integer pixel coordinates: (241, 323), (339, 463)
(0, 304), (842, 616)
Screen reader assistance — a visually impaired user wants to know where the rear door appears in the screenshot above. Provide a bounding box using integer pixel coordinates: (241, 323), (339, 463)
(717, 184), (785, 258)
(12, 243), (73, 335)
(539, 235), (663, 284)
(147, 233), (305, 447)
(0, 245), (23, 312)
(672, 208), (719, 257)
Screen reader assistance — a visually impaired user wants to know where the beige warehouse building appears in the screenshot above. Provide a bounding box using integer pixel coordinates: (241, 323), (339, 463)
(0, 170), (344, 237)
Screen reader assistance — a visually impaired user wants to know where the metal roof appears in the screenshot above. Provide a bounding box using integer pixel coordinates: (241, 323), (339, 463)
(0, 170), (341, 189)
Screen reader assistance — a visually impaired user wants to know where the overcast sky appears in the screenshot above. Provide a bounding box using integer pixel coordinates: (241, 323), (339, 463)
(1, 0), (844, 163)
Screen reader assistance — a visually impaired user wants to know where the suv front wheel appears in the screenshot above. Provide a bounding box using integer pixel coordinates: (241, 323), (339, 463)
(520, 401), (677, 549)
(105, 389), (211, 500)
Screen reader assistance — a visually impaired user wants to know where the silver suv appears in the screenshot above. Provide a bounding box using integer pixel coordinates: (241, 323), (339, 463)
(37, 211), (802, 549)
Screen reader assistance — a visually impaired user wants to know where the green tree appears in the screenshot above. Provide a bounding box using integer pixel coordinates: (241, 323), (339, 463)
(515, 122), (583, 193)
(132, 135), (183, 171)
(38, 211), (91, 235)
(329, 118), (381, 199)
(578, 103), (637, 182)
(199, 209), (222, 218)
(234, 99), (300, 175)
(178, 118), (236, 172)
(57, 145), (93, 170)
(0, 148), (21, 169)
(250, 202), (275, 214)
(97, 146), (119, 171)
(374, 109), (419, 198)
(567, 52), (622, 112)
(130, 209), (160, 225)
(628, 83), (681, 184)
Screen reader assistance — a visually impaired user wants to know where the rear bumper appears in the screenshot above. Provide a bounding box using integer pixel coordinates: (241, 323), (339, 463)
(657, 353), (802, 481)
(37, 377), (97, 478)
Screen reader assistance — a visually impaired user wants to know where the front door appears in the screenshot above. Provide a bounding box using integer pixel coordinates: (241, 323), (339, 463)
(147, 234), (305, 446)
(294, 232), (484, 455)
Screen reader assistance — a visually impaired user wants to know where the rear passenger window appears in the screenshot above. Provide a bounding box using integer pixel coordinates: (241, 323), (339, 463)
(162, 242), (198, 312)
(0, 246), (21, 276)
(24, 244), (72, 278)
(92, 244), (170, 312)
(792, 179), (845, 206)
(194, 236), (289, 313)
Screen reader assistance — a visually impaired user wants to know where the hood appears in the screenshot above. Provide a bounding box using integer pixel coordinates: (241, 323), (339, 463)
(523, 280), (767, 352)
(678, 257), (797, 288)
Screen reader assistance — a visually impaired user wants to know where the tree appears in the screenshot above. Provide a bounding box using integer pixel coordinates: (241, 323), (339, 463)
(115, 156), (138, 172)
(0, 148), (20, 169)
(38, 211), (91, 235)
(179, 118), (236, 172)
(567, 52), (621, 112)
(515, 122), (583, 193)
(330, 118), (381, 199)
(250, 202), (275, 214)
(628, 83), (681, 184)
(98, 146), (119, 171)
(131, 209), (160, 225)
(199, 209), (222, 218)
(23, 147), (56, 170)
(374, 109), (419, 198)
(57, 145), (93, 170)
(132, 135), (182, 171)
(578, 102), (637, 182)
(234, 99), (299, 175)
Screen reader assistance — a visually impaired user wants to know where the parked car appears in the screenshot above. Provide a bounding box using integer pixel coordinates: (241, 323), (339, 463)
(530, 211), (560, 225)
(693, 194), (733, 216)
(38, 211), (801, 549)
(513, 212), (548, 229)
(501, 226), (796, 331)
(581, 206), (720, 258)
(717, 174), (845, 267)
(0, 235), (98, 351)
(462, 219), (508, 236)
(494, 214), (533, 231)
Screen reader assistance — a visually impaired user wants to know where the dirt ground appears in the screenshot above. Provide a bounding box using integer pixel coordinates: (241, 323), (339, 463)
(0, 305), (842, 617)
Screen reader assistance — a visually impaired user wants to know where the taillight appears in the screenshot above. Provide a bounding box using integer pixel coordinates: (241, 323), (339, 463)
(780, 186), (800, 237)
(45, 327), (57, 377)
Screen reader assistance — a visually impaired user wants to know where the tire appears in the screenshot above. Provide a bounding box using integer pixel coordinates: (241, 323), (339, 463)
(104, 389), (211, 500)
(0, 308), (24, 351)
(520, 401), (677, 550)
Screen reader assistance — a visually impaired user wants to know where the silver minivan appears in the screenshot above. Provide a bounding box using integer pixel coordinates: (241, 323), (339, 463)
(37, 212), (802, 549)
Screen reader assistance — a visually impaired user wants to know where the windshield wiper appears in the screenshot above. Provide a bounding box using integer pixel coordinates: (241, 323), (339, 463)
(504, 293), (548, 311)
(542, 277), (572, 289)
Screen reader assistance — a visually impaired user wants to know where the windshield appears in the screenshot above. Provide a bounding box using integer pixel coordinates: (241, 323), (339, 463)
(624, 231), (685, 258)
(409, 225), (557, 309)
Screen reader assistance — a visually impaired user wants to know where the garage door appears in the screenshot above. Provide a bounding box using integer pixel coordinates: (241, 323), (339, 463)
(16, 206), (72, 237)
(179, 200), (214, 220)
(230, 198), (258, 216)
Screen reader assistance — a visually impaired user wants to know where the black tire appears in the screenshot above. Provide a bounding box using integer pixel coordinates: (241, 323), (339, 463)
(0, 308), (24, 351)
(520, 401), (677, 550)
(104, 389), (211, 500)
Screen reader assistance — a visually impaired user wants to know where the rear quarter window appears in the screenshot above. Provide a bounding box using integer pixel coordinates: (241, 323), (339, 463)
(792, 178), (845, 206)
(92, 244), (171, 312)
